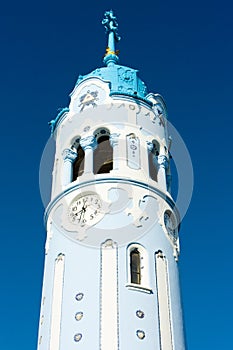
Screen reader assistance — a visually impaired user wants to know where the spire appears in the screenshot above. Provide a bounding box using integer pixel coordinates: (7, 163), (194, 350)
(102, 10), (121, 66)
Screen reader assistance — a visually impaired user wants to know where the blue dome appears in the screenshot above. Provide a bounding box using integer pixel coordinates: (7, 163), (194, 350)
(76, 64), (148, 100)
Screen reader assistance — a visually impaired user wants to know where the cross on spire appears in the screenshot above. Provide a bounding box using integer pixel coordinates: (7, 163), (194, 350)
(102, 10), (121, 66)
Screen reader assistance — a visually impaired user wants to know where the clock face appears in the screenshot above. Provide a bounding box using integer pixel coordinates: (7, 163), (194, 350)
(68, 192), (103, 227)
(164, 210), (177, 241)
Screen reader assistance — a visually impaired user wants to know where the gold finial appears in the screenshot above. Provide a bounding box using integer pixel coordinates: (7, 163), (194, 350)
(104, 47), (120, 57)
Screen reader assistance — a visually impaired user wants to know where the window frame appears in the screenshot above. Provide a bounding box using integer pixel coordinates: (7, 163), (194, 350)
(126, 243), (152, 294)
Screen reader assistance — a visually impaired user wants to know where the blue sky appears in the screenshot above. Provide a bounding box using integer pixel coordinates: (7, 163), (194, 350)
(0, 0), (232, 349)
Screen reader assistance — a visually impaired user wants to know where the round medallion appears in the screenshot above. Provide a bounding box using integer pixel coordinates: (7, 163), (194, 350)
(75, 293), (84, 301)
(136, 310), (145, 319)
(75, 312), (83, 321)
(74, 333), (82, 342)
(130, 144), (137, 150)
(136, 330), (145, 340)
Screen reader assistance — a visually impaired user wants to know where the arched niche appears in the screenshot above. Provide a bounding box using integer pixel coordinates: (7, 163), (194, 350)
(93, 127), (113, 174)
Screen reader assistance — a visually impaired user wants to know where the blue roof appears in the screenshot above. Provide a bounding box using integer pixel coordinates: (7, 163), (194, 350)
(76, 64), (148, 100)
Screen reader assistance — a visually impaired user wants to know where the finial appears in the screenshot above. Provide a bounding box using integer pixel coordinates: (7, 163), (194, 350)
(102, 10), (121, 66)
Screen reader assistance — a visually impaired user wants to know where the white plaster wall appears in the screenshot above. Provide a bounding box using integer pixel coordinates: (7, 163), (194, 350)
(38, 77), (185, 350)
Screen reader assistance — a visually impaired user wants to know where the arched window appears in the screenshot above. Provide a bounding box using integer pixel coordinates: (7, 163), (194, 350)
(71, 138), (85, 181)
(93, 128), (113, 174)
(149, 140), (160, 181)
(127, 244), (151, 293)
(130, 249), (141, 284)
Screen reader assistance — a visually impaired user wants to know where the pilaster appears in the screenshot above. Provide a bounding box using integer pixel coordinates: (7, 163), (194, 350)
(109, 133), (120, 170)
(62, 148), (77, 186)
(157, 155), (168, 191)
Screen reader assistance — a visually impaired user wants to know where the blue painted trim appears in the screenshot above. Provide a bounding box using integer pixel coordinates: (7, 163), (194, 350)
(48, 107), (70, 135)
(44, 177), (180, 225)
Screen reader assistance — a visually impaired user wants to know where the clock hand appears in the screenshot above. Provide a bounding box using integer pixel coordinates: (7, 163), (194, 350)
(79, 205), (87, 222)
(76, 208), (85, 222)
(72, 209), (84, 222)
(75, 209), (84, 216)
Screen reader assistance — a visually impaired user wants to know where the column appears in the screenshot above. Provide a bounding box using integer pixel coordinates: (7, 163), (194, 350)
(62, 148), (77, 186)
(80, 136), (97, 174)
(157, 155), (168, 191)
(109, 133), (120, 170)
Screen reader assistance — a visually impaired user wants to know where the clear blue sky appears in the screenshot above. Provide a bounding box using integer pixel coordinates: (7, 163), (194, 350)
(0, 0), (232, 349)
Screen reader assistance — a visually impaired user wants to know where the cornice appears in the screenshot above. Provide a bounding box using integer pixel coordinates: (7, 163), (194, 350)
(44, 177), (180, 227)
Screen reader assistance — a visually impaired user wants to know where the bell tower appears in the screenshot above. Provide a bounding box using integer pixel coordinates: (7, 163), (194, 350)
(37, 10), (186, 350)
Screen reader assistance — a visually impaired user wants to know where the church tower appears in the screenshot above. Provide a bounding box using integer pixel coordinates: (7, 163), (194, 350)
(37, 10), (186, 350)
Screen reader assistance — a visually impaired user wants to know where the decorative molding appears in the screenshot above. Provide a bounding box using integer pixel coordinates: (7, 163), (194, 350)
(74, 333), (82, 342)
(157, 250), (165, 259)
(45, 224), (53, 254)
(80, 135), (98, 151)
(75, 293), (84, 301)
(75, 312), (83, 321)
(157, 155), (168, 169)
(102, 10), (120, 66)
(102, 10), (121, 42)
(49, 254), (65, 350)
(45, 177), (180, 227)
(62, 148), (77, 163)
(136, 330), (145, 340)
(147, 141), (154, 152)
(127, 133), (140, 169)
(79, 90), (99, 112)
(126, 284), (153, 294)
(109, 133), (120, 148)
(48, 107), (70, 134)
(136, 310), (145, 319)
(100, 239), (119, 350)
(83, 125), (90, 132)
(164, 210), (178, 244)
(155, 251), (173, 350)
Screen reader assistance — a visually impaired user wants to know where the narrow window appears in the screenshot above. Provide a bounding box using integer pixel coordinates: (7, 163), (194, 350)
(127, 244), (151, 293)
(149, 140), (160, 181)
(130, 249), (141, 284)
(94, 129), (113, 174)
(73, 145), (85, 180)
